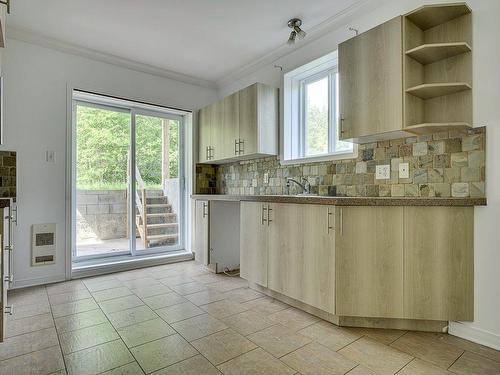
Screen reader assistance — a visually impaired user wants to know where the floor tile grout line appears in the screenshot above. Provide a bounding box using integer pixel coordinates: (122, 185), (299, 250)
(447, 350), (466, 370)
(46, 285), (69, 374)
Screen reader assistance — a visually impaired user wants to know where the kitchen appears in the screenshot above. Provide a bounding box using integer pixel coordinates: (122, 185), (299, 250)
(0, 1), (499, 374)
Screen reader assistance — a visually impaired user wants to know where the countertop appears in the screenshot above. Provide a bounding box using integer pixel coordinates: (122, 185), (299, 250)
(191, 194), (486, 206)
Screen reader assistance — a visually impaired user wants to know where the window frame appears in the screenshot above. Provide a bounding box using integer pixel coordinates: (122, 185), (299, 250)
(282, 51), (356, 164)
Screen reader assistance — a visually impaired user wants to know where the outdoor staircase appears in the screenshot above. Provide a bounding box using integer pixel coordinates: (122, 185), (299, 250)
(136, 190), (179, 248)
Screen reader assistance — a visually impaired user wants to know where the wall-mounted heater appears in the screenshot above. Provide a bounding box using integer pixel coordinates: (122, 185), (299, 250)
(31, 223), (56, 266)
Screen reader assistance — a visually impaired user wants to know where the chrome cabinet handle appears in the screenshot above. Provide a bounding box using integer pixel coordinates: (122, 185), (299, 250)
(327, 209), (333, 233)
(267, 206), (272, 226)
(202, 202), (208, 218)
(340, 114), (345, 135)
(4, 305), (13, 315)
(234, 140), (240, 155)
(339, 208), (343, 236)
(206, 146), (210, 160)
(239, 139), (244, 155)
(261, 205), (268, 225)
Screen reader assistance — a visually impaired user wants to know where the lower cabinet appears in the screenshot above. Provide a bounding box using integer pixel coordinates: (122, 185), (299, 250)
(194, 200), (209, 266)
(240, 202), (335, 313)
(237, 201), (474, 323)
(240, 202), (269, 287)
(403, 207), (473, 321)
(335, 206), (404, 318)
(268, 204), (335, 314)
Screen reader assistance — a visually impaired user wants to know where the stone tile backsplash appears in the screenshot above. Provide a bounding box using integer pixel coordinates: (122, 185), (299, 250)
(196, 127), (486, 198)
(0, 151), (16, 197)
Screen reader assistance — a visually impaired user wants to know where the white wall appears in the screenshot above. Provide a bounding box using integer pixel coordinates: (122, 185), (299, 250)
(0, 38), (217, 288)
(217, 0), (500, 350)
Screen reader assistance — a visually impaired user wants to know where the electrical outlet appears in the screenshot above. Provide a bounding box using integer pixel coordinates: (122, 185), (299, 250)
(375, 164), (391, 180)
(46, 151), (55, 163)
(263, 172), (269, 184)
(399, 162), (409, 179)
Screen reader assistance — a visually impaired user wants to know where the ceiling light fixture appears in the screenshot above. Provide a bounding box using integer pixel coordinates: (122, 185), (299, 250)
(287, 18), (306, 45)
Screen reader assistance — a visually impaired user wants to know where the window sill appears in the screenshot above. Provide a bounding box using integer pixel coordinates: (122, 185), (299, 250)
(280, 148), (358, 166)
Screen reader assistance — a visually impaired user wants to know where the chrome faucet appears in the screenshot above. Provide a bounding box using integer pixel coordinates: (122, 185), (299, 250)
(286, 177), (311, 195)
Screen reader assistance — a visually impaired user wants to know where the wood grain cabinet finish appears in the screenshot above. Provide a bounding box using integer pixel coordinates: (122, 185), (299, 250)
(240, 201), (269, 287)
(339, 16), (403, 141)
(194, 200), (209, 266)
(268, 204), (335, 314)
(335, 206), (404, 318)
(403, 207), (473, 321)
(198, 83), (278, 163)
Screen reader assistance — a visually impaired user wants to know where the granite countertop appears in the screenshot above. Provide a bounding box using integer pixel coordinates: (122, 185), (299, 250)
(191, 194), (486, 206)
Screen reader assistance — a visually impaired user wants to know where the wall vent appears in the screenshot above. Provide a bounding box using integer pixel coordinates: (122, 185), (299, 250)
(32, 223), (56, 266)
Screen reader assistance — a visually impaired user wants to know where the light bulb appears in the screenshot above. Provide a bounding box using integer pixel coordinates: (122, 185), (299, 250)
(294, 26), (306, 39)
(287, 31), (297, 46)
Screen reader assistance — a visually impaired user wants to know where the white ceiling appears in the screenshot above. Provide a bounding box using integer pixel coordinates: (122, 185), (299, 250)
(7, 0), (361, 84)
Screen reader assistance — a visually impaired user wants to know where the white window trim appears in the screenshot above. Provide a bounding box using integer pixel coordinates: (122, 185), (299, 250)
(282, 51), (357, 165)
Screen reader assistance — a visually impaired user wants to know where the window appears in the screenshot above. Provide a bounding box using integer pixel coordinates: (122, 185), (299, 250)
(283, 51), (355, 163)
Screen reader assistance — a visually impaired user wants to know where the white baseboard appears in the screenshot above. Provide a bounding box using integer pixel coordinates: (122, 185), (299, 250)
(449, 322), (500, 351)
(12, 273), (67, 289)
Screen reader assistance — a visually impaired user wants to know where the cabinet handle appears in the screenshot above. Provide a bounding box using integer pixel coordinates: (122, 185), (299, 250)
(339, 208), (343, 235)
(234, 140), (239, 155)
(202, 202), (208, 218)
(267, 206), (272, 226)
(261, 205), (268, 225)
(340, 114), (345, 135)
(206, 146), (210, 160)
(327, 210), (333, 233)
(239, 139), (244, 155)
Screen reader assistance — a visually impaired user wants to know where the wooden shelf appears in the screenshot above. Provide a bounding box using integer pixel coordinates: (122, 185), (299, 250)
(406, 3), (471, 30)
(406, 82), (471, 99)
(406, 42), (471, 64)
(405, 122), (472, 135)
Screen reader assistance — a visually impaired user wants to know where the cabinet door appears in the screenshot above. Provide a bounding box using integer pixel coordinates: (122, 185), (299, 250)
(198, 106), (212, 163)
(223, 92), (239, 159)
(239, 84), (258, 156)
(403, 207), (473, 321)
(336, 206), (404, 318)
(194, 201), (209, 266)
(240, 201), (268, 287)
(268, 204), (335, 313)
(339, 16), (402, 140)
(210, 100), (224, 161)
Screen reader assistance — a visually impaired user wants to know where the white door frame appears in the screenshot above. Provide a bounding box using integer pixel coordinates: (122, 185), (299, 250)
(65, 85), (192, 278)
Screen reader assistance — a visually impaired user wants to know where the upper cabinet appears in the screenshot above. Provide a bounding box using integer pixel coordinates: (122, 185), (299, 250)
(198, 83), (279, 164)
(339, 3), (472, 143)
(339, 16), (404, 141)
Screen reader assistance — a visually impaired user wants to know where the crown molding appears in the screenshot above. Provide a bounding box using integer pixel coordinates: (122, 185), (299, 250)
(215, 0), (378, 89)
(6, 26), (218, 90)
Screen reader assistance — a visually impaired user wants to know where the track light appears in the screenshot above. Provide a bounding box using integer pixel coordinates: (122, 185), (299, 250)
(287, 18), (306, 45)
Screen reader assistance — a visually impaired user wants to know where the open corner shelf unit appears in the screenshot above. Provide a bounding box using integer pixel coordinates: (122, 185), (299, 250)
(403, 3), (472, 133)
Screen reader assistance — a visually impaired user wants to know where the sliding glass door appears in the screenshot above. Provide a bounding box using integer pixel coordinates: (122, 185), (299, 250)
(73, 92), (185, 262)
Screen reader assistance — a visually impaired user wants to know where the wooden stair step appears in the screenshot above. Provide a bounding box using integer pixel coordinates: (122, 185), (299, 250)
(147, 223), (178, 229)
(148, 234), (178, 241)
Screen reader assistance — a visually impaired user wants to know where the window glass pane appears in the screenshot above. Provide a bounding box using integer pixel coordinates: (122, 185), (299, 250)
(305, 76), (329, 156)
(333, 74), (353, 152)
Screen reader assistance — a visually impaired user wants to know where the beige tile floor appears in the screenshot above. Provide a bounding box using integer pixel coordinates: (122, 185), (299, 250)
(1, 260), (500, 375)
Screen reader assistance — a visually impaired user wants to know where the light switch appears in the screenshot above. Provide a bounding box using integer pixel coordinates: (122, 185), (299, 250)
(375, 165), (390, 180)
(46, 151), (55, 163)
(399, 162), (409, 179)
(263, 172), (269, 184)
